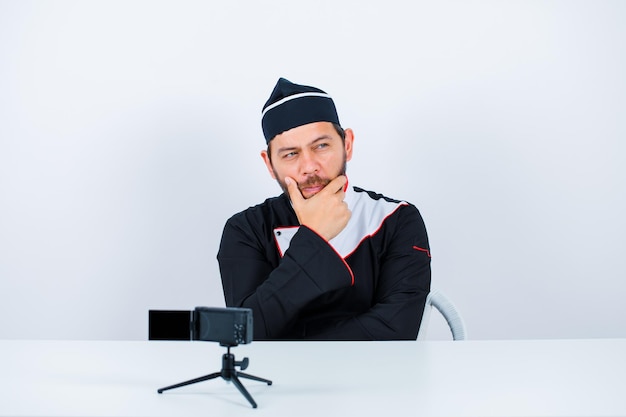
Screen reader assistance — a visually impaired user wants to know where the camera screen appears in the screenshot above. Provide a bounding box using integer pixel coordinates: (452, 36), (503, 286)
(148, 310), (192, 341)
(195, 308), (235, 341)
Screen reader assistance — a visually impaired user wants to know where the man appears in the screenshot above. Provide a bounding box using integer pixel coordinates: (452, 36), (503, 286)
(217, 78), (431, 340)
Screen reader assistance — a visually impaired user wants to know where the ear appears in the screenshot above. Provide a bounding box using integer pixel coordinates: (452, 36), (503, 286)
(260, 150), (277, 179)
(344, 128), (355, 162)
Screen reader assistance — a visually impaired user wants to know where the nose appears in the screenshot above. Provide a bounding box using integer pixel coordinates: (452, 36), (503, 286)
(299, 150), (320, 176)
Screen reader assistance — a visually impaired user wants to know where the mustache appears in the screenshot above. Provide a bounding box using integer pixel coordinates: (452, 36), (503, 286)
(298, 175), (330, 190)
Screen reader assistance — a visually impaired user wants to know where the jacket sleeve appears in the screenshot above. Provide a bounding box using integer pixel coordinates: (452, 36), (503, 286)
(218, 220), (354, 340)
(304, 204), (431, 340)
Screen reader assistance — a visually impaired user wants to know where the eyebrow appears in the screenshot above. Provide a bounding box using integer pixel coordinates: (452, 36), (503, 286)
(276, 135), (334, 154)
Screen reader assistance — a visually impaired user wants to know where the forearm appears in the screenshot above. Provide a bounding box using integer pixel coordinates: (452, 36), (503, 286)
(303, 268), (430, 340)
(219, 225), (353, 339)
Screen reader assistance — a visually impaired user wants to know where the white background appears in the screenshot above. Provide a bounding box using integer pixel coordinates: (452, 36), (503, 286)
(1, 0), (624, 340)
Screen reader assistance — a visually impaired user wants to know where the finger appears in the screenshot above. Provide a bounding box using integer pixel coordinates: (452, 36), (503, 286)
(320, 175), (347, 196)
(285, 177), (304, 203)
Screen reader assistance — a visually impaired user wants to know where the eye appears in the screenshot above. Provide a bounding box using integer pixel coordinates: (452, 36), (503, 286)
(315, 143), (329, 150)
(282, 151), (297, 160)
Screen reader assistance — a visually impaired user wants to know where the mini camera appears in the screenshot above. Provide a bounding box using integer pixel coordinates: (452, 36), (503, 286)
(192, 307), (253, 346)
(149, 307), (253, 346)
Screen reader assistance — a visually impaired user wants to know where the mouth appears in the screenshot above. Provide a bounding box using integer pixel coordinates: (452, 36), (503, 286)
(300, 184), (325, 198)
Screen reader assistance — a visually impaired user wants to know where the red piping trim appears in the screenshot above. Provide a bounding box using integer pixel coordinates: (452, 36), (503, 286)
(413, 246), (432, 258)
(306, 226), (355, 286)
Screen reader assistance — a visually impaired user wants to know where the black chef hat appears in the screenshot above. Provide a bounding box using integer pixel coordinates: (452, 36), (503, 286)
(261, 78), (340, 143)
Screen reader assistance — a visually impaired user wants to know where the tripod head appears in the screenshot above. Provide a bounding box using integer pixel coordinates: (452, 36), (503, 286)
(219, 344), (249, 371)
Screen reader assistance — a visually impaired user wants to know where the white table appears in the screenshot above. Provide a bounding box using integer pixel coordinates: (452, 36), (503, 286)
(1, 338), (625, 416)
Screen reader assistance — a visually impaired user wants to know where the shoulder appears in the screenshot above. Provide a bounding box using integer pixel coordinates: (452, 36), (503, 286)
(350, 186), (429, 249)
(350, 185), (426, 226)
(351, 185), (419, 213)
(225, 194), (293, 230)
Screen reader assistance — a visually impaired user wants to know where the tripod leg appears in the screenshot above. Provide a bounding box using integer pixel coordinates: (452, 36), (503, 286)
(157, 372), (221, 393)
(237, 372), (273, 385)
(229, 374), (258, 408)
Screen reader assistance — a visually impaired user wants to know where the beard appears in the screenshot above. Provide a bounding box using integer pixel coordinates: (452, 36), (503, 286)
(273, 156), (347, 200)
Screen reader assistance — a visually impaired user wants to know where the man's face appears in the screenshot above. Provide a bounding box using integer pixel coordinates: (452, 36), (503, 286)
(261, 122), (354, 199)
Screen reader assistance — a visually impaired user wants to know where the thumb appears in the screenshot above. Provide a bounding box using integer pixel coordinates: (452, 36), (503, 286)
(285, 177), (304, 203)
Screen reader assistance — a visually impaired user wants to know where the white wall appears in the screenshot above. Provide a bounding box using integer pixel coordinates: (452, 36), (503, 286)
(1, 0), (624, 340)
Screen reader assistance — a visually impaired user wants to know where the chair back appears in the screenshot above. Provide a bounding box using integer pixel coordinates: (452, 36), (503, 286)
(418, 289), (467, 341)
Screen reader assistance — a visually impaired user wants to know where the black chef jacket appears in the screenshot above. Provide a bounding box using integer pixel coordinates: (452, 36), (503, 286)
(217, 184), (431, 340)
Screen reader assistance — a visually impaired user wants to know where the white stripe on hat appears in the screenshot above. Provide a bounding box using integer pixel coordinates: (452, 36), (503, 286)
(261, 92), (332, 117)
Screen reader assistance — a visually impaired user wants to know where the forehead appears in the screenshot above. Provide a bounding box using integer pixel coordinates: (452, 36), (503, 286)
(270, 121), (339, 150)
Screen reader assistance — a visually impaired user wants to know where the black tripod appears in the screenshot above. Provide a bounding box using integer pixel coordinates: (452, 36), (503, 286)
(157, 345), (272, 408)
